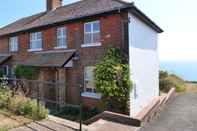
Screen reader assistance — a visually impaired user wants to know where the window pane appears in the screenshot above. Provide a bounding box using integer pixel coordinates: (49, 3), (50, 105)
(84, 66), (96, 93)
(30, 32), (42, 49)
(57, 38), (61, 47)
(57, 38), (66, 47)
(57, 29), (61, 36)
(62, 38), (66, 46)
(86, 81), (95, 89)
(93, 32), (100, 43)
(37, 41), (42, 48)
(57, 27), (67, 47)
(9, 37), (18, 51)
(62, 28), (66, 36)
(84, 33), (92, 44)
(93, 21), (100, 32)
(85, 23), (91, 32)
(37, 32), (42, 39)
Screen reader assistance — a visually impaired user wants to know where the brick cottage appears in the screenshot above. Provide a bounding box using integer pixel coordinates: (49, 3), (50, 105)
(0, 0), (163, 115)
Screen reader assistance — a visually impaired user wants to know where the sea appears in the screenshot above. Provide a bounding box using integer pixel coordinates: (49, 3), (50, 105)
(160, 61), (197, 81)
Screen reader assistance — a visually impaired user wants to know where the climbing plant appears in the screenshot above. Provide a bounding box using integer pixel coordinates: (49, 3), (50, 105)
(95, 47), (132, 114)
(14, 65), (39, 80)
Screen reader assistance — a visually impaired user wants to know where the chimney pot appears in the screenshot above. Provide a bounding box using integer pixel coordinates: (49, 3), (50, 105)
(47, 0), (62, 11)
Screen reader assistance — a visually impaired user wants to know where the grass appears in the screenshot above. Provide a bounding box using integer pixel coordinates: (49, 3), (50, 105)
(0, 108), (32, 131)
(184, 82), (197, 93)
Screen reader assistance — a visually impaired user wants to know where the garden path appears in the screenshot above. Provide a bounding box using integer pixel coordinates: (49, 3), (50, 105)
(10, 115), (87, 131)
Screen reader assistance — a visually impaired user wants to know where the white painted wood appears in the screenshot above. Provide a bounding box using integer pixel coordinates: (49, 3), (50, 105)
(64, 60), (73, 67)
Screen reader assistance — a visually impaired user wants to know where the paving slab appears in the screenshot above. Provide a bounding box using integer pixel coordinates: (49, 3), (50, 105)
(88, 119), (139, 131)
(10, 116), (83, 131)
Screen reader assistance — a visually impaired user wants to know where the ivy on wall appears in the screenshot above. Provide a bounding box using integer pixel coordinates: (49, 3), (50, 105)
(95, 47), (132, 114)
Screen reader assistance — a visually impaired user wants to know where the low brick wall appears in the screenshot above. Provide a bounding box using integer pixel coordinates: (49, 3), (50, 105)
(134, 88), (176, 123)
(84, 111), (141, 127)
(84, 88), (176, 128)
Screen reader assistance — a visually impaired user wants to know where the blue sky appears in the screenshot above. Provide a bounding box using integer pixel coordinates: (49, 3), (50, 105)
(0, 0), (197, 61)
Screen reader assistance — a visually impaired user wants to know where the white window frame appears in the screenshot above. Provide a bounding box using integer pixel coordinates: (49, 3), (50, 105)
(55, 27), (67, 49)
(82, 21), (101, 47)
(81, 66), (101, 99)
(9, 36), (18, 52)
(28, 32), (42, 52)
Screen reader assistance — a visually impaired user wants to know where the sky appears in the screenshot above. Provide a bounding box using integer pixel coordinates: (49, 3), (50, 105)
(0, 0), (197, 61)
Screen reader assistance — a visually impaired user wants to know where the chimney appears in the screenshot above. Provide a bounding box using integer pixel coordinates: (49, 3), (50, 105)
(47, 0), (62, 11)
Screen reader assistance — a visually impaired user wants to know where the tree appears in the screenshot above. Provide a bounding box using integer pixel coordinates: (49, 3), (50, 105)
(95, 48), (132, 114)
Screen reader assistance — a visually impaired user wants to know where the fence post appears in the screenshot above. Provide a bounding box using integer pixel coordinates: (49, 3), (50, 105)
(36, 81), (40, 121)
(79, 85), (83, 131)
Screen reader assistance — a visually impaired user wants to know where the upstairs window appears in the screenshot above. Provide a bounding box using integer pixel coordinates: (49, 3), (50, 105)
(29, 32), (42, 51)
(56, 27), (67, 48)
(83, 21), (100, 46)
(9, 37), (18, 52)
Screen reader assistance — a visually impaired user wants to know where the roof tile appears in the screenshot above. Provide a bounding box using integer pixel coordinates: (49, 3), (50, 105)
(0, 0), (129, 36)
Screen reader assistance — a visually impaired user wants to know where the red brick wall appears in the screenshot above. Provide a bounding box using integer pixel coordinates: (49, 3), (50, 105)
(0, 12), (129, 107)
(82, 97), (101, 108)
(0, 36), (9, 53)
(43, 27), (56, 50)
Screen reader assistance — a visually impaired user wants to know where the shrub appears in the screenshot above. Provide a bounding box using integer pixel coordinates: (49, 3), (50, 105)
(7, 95), (26, 114)
(95, 48), (132, 114)
(159, 70), (185, 93)
(175, 85), (185, 92)
(159, 78), (174, 92)
(82, 106), (100, 121)
(14, 65), (39, 80)
(0, 79), (48, 120)
(19, 99), (48, 120)
(0, 126), (10, 131)
(55, 105), (101, 121)
(0, 88), (12, 108)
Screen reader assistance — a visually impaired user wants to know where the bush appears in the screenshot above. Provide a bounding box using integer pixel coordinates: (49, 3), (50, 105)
(14, 65), (39, 80)
(55, 105), (101, 121)
(159, 70), (185, 93)
(7, 95), (26, 114)
(0, 88), (12, 108)
(0, 80), (48, 120)
(19, 99), (48, 120)
(175, 85), (185, 92)
(95, 48), (132, 114)
(159, 78), (174, 92)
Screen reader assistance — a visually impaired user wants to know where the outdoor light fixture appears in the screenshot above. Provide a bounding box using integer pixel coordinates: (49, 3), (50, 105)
(73, 52), (80, 61)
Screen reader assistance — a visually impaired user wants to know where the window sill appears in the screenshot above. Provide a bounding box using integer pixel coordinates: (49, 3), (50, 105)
(54, 46), (67, 49)
(81, 92), (101, 99)
(81, 43), (101, 48)
(28, 48), (42, 52)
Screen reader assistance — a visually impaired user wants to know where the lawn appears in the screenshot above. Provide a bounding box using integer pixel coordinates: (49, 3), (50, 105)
(0, 109), (32, 131)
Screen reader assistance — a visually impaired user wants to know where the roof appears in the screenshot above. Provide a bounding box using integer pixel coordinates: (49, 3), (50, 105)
(18, 51), (75, 67)
(0, 0), (163, 37)
(0, 54), (11, 65)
